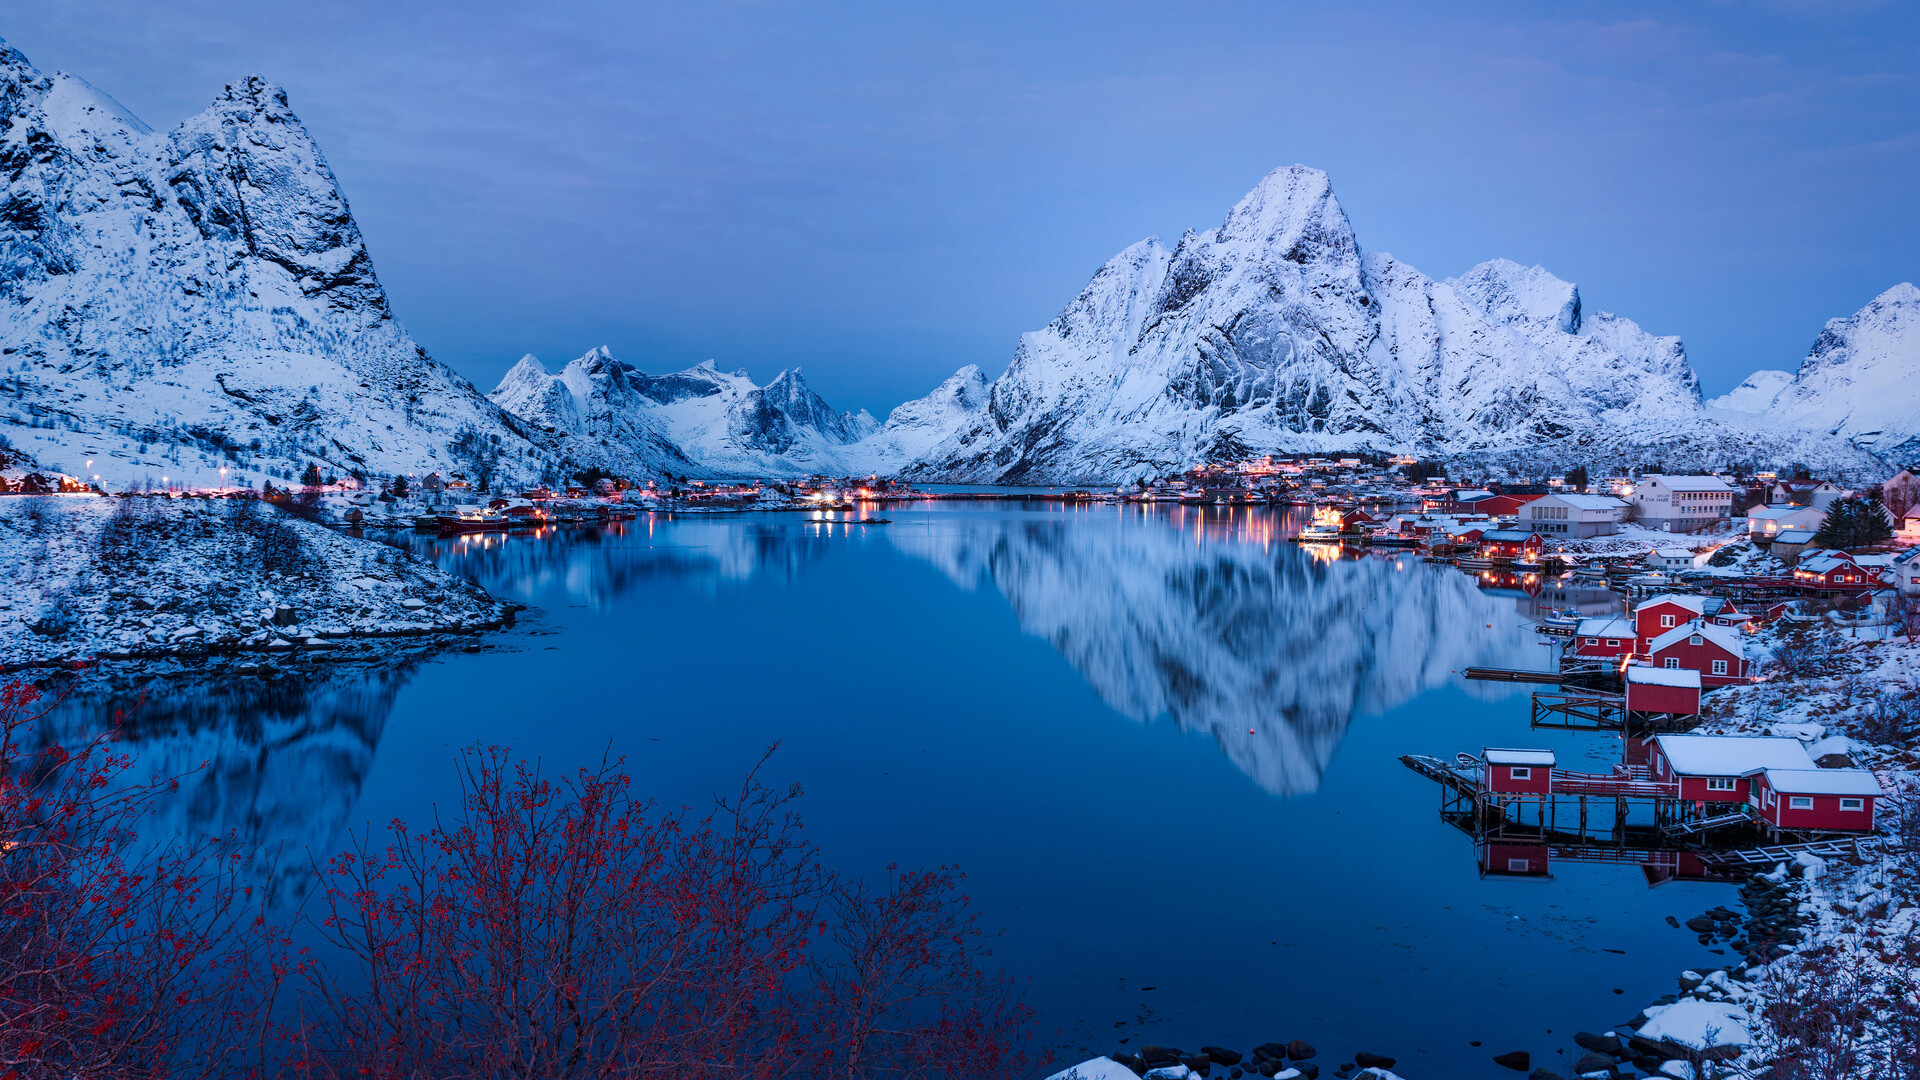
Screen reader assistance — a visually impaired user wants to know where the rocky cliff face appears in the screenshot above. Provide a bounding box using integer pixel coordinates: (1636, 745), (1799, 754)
(0, 39), (549, 486)
(1715, 284), (1920, 462)
(901, 166), (1708, 483)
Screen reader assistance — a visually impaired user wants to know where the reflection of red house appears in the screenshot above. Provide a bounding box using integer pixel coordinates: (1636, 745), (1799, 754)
(1647, 620), (1749, 686)
(1648, 735), (1813, 804)
(1483, 748), (1555, 794)
(1624, 665), (1701, 717)
(1480, 842), (1550, 877)
(1747, 769), (1881, 833)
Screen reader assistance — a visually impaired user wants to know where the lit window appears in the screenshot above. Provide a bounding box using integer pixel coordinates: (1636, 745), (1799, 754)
(1789, 796), (1813, 810)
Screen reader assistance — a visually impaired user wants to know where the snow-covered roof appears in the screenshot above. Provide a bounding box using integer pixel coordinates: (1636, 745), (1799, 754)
(1484, 748), (1556, 766)
(1753, 768), (1884, 796)
(1749, 505), (1823, 522)
(1653, 547), (1694, 558)
(1626, 665), (1701, 688)
(1482, 529), (1536, 542)
(1576, 617), (1634, 638)
(1799, 555), (1855, 574)
(1637, 593), (1707, 615)
(1774, 529), (1817, 543)
(1648, 619), (1745, 656)
(1653, 734), (1814, 776)
(1645, 475), (1735, 492)
(1545, 493), (1627, 511)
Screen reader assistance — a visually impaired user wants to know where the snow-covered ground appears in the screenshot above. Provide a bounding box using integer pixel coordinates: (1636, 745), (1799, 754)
(0, 495), (514, 668)
(1556, 521), (1744, 560)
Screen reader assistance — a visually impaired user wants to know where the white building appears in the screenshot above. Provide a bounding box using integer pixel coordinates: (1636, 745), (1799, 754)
(1631, 475), (1735, 531)
(1646, 548), (1697, 572)
(1521, 492), (1628, 538)
(1748, 504), (1827, 542)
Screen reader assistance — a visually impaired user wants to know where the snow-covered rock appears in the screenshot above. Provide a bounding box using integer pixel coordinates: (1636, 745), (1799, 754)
(839, 364), (991, 472)
(0, 38), (558, 488)
(0, 494), (513, 667)
(1742, 283), (1920, 459)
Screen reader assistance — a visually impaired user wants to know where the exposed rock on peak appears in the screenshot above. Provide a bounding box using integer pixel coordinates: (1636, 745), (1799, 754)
(1741, 283), (1920, 458)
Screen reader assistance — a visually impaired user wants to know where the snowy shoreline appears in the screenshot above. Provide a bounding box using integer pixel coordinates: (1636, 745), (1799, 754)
(0, 495), (518, 672)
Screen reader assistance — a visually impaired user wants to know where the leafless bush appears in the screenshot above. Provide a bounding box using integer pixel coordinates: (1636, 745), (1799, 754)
(1771, 628), (1846, 681)
(1756, 945), (1872, 1079)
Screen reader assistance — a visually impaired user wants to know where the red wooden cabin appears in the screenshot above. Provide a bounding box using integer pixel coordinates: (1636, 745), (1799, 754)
(1647, 620), (1750, 686)
(1647, 734), (1814, 805)
(1482, 748), (1555, 795)
(1747, 769), (1881, 833)
(1572, 617), (1636, 660)
(1624, 665), (1701, 718)
(1480, 531), (1546, 561)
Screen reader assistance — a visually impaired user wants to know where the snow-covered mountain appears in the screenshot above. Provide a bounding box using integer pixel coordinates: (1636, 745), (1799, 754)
(887, 165), (1894, 484)
(899, 166), (1712, 483)
(0, 39), (555, 487)
(488, 349), (880, 478)
(1713, 284), (1920, 462)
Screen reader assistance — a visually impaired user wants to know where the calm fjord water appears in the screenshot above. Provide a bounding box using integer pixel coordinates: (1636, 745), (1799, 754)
(90, 503), (1732, 1076)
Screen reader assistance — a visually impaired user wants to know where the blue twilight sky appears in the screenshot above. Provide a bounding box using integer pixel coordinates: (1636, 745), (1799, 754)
(6, 1), (1918, 415)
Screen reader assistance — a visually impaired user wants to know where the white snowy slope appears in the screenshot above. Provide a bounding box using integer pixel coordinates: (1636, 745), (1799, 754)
(489, 349), (883, 478)
(837, 364), (990, 474)
(1742, 283), (1920, 460)
(1705, 370), (1794, 414)
(0, 39), (554, 487)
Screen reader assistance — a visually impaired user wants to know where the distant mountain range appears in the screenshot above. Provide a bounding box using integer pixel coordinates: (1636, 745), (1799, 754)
(1, 37), (1910, 486)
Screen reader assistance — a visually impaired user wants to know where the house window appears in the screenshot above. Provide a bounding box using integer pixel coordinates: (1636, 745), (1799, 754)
(1840, 798), (1865, 811)
(1507, 858), (1531, 872)
(1585, 638), (1599, 646)
(1660, 614), (1676, 627)
(1713, 659), (1728, 675)
(1605, 639), (1620, 648)
(1665, 658), (1680, 669)
(1707, 778), (1737, 791)
(1510, 767), (1531, 780)
(1689, 635), (1703, 646)
(1789, 796), (1814, 810)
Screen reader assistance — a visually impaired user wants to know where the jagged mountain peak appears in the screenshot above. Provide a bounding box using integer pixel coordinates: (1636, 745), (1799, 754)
(1450, 259), (1583, 334)
(1746, 282), (1920, 458)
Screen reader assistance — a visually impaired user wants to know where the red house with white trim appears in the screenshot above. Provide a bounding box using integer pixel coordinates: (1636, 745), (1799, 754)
(1572, 617), (1636, 660)
(1480, 530), (1546, 561)
(1647, 619), (1750, 686)
(1794, 552), (1874, 592)
(1482, 748), (1555, 795)
(1480, 842), (1550, 877)
(1647, 734), (1814, 805)
(1632, 594), (1744, 652)
(1746, 768), (1881, 833)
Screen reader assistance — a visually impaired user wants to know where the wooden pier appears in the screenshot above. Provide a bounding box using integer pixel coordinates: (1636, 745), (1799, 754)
(1529, 691), (1625, 730)
(1463, 667), (1566, 684)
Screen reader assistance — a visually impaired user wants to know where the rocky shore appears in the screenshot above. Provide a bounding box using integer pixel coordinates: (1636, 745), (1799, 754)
(1, 495), (516, 671)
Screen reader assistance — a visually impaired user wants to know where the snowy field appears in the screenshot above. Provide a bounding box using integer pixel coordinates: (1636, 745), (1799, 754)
(0, 495), (513, 668)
